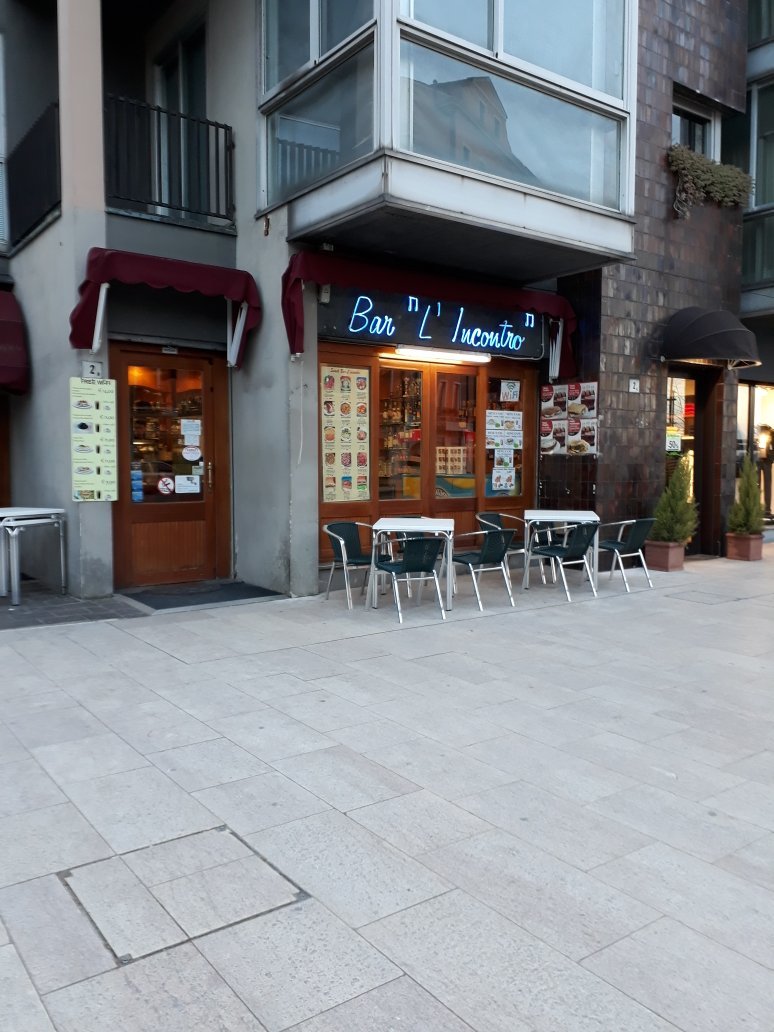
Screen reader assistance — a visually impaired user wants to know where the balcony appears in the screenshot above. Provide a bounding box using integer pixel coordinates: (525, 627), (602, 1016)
(104, 95), (235, 228)
(7, 104), (61, 247)
(742, 209), (774, 289)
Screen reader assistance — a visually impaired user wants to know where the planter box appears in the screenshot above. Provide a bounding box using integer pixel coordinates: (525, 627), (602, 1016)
(725, 533), (763, 561)
(644, 540), (685, 572)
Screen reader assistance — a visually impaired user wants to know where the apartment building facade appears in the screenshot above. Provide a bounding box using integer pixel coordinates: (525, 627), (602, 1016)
(0, 0), (754, 598)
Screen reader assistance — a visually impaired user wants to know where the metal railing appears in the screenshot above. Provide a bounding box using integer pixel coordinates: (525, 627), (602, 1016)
(274, 138), (339, 200)
(7, 103), (61, 246)
(104, 94), (234, 225)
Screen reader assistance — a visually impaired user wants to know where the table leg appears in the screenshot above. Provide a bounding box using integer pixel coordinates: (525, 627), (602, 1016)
(7, 527), (23, 606)
(58, 518), (67, 595)
(592, 530), (599, 592)
(445, 532), (453, 611)
(0, 526), (8, 597)
(522, 522), (532, 590)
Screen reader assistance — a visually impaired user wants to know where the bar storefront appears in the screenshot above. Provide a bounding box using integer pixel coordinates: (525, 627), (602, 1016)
(280, 253), (580, 560)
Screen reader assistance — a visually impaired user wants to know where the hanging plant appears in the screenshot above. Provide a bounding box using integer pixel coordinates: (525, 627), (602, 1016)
(667, 145), (752, 219)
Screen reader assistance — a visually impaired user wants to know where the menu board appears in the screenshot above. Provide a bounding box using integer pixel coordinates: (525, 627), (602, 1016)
(321, 365), (370, 502)
(541, 381), (598, 458)
(70, 378), (118, 501)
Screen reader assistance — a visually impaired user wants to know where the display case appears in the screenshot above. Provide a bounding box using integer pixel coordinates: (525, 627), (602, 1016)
(378, 368), (422, 500)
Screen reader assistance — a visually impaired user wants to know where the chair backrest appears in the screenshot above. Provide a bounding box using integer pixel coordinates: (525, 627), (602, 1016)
(561, 521), (599, 560)
(324, 522), (366, 563)
(476, 511), (503, 530)
(398, 536), (444, 573)
(478, 528), (515, 564)
(621, 517), (655, 551)
(529, 521), (553, 546)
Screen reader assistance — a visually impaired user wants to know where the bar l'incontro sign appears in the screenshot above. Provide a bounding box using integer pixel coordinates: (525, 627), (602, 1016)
(318, 287), (544, 360)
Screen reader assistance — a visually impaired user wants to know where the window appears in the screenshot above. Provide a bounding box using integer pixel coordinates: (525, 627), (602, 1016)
(672, 93), (720, 160)
(503, 0), (624, 98)
(402, 0), (625, 99)
(756, 82), (774, 206)
(400, 0), (492, 50)
(400, 41), (621, 208)
(264, 0), (373, 90)
(268, 45), (374, 204)
(749, 0), (774, 45)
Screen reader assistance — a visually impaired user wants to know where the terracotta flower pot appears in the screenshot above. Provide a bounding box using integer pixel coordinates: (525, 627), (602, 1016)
(644, 540), (685, 572)
(725, 533), (763, 561)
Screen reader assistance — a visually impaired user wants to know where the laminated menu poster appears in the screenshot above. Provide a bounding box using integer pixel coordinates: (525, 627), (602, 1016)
(70, 377), (119, 501)
(540, 418), (567, 456)
(567, 416), (598, 456)
(321, 365), (370, 502)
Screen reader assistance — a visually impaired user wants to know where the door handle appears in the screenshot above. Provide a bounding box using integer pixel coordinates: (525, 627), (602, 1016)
(207, 461), (213, 489)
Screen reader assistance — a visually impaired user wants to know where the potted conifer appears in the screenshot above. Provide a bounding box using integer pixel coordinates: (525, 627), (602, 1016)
(644, 456), (699, 571)
(725, 454), (764, 560)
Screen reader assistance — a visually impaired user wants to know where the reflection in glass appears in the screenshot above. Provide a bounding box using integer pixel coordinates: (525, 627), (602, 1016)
(665, 376), (696, 495)
(321, 0), (372, 52)
(504, 0), (624, 98)
(400, 42), (620, 208)
(129, 366), (204, 504)
(435, 372), (476, 498)
(268, 45), (374, 203)
(265, 0), (311, 88)
(400, 0), (492, 49)
(379, 367), (422, 500)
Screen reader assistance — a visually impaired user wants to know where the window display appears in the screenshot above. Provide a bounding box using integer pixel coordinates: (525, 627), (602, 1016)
(378, 367), (422, 499)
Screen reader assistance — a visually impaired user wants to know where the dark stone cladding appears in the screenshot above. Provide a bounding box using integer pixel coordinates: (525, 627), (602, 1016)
(542, 0), (748, 554)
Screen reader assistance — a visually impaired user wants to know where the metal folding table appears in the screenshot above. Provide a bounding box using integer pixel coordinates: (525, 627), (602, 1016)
(522, 508), (600, 590)
(0, 508), (67, 606)
(368, 516), (455, 611)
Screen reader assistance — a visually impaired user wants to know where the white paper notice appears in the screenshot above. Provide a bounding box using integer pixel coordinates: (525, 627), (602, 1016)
(183, 434), (200, 447)
(181, 418), (201, 437)
(500, 380), (521, 402)
(175, 475), (201, 493)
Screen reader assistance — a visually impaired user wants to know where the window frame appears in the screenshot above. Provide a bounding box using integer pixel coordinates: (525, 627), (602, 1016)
(672, 97), (721, 162)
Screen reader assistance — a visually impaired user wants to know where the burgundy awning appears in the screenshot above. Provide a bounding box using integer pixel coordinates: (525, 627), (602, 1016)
(281, 251), (577, 376)
(0, 289), (30, 395)
(69, 248), (262, 368)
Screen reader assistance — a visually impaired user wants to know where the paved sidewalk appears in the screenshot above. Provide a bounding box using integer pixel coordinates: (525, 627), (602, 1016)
(2, 551), (774, 1031)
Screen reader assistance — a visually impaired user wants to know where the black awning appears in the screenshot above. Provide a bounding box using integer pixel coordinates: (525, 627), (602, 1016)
(662, 307), (760, 369)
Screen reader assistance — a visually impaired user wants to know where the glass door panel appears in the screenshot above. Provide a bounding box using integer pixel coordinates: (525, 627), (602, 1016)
(666, 376), (696, 496)
(435, 371), (476, 498)
(129, 365), (204, 503)
(484, 374), (524, 497)
(378, 367), (422, 501)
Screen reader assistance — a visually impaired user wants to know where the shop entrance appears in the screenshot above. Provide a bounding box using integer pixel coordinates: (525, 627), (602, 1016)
(318, 343), (538, 558)
(111, 343), (231, 587)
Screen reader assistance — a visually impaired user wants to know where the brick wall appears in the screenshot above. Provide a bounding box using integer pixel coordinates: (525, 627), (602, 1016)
(545, 0), (748, 552)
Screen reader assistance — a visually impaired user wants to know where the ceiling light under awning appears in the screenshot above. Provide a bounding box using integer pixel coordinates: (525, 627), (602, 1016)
(388, 347), (491, 365)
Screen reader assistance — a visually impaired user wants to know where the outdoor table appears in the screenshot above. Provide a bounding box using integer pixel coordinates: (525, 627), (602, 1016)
(368, 517), (455, 611)
(522, 508), (600, 591)
(0, 508), (67, 606)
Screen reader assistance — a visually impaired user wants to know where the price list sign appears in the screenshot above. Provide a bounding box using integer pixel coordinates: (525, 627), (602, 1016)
(70, 377), (118, 501)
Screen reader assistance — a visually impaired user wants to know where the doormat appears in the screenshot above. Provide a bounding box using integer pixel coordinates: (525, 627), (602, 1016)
(122, 580), (282, 611)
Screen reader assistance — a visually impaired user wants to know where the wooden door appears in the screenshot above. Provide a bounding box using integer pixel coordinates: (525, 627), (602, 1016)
(111, 343), (231, 587)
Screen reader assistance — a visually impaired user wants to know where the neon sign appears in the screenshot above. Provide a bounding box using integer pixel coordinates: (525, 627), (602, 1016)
(321, 288), (544, 360)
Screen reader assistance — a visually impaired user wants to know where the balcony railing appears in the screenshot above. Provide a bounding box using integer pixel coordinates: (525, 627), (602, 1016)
(105, 94), (234, 226)
(274, 138), (339, 201)
(742, 208), (774, 288)
(7, 103), (61, 246)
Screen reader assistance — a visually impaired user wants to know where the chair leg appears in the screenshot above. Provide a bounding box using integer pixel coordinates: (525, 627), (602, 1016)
(639, 550), (654, 589)
(557, 561), (571, 602)
(582, 556), (598, 598)
(432, 571), (447, 620)
(325, 561), (336, 600)
(391, 573), (403, 624)
(617, 552), (631, 593)
(342, 564), (353, 610)
(501, 562), (515, 607)
(359, 568), (368, 596)
(469, 565), (484, 611)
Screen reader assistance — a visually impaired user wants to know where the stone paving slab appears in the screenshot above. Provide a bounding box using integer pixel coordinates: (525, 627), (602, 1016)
(2, 552), (774, 1030)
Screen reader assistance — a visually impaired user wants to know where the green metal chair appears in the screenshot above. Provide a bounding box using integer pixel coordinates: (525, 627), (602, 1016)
(476, 511), (554, 585)
(374, 536), (446, 624)
(598, 517), (655, 592)
(529, 521), (599, 602)
(453, 528), (516, 611)
(323, 521), (374, 610)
